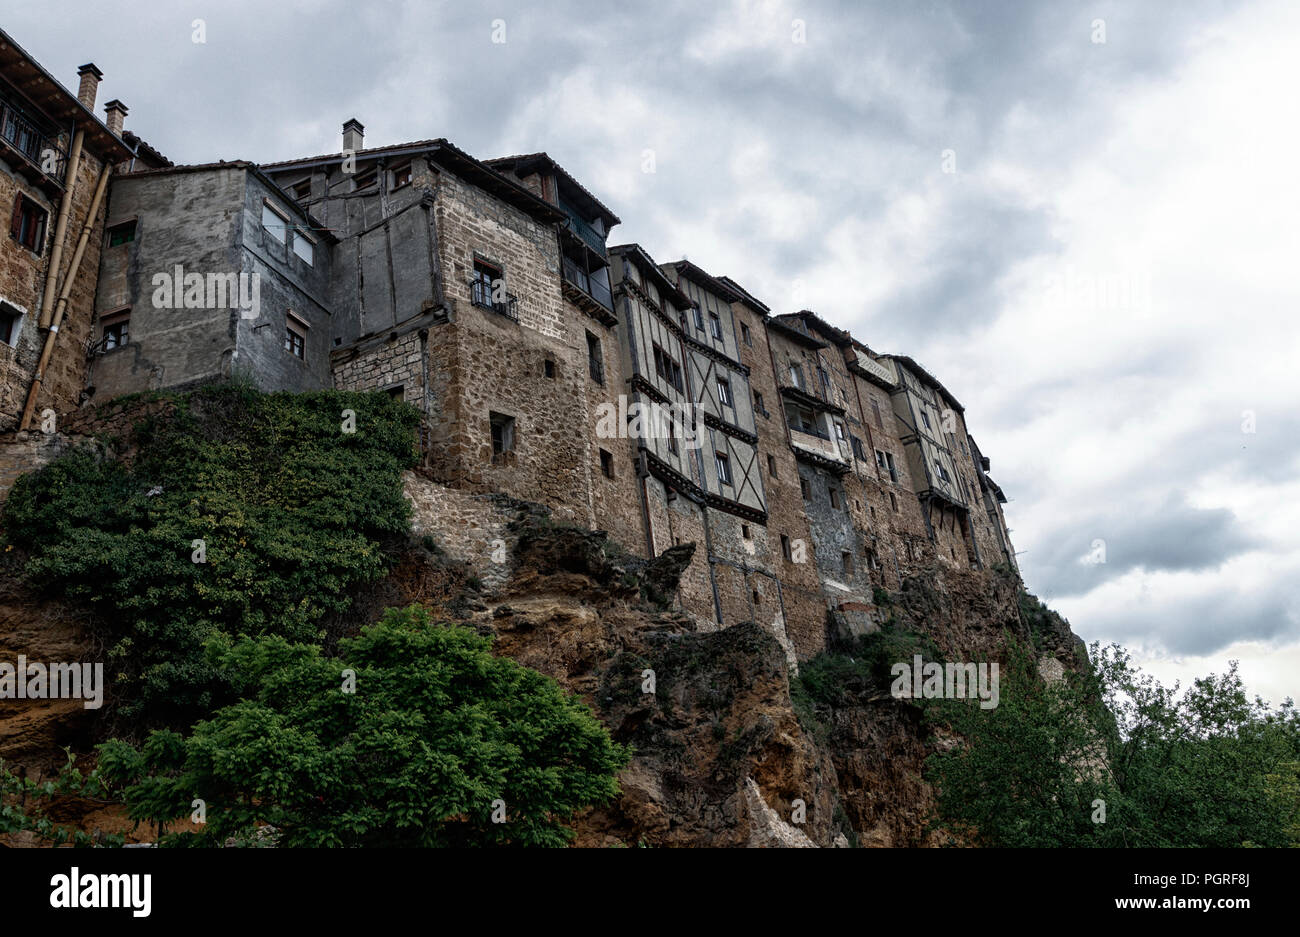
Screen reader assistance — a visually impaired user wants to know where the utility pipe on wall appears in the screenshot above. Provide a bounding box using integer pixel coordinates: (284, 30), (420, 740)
(20, 164), (112, 430)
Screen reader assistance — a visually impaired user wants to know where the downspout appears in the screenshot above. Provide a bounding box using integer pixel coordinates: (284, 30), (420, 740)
(37, 128), (86, 328)
(21, 163), (112, 430)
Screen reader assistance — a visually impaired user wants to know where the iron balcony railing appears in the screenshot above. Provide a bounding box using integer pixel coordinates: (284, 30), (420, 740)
(561, 256), (613, 311)
(470, 278), (519, 321)
(0, 96), (68, 185)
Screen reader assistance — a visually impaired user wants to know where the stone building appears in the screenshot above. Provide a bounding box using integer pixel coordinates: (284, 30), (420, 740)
(88, 162), (335, 398)
(0, 27), (1021, 660)
(1, 31), (136, 431)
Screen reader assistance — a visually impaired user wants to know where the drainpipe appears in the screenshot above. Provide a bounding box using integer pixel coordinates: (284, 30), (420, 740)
(21, 164), (112, 430)
(37, 128), (86, 328)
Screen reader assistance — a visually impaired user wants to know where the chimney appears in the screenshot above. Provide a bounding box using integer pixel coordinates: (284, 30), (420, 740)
(342, 118), (364, 153)
(104, 100), (128, 137)
(77, 63), (103, 110)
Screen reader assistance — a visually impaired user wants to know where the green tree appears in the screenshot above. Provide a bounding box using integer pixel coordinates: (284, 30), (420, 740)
(93, 606), (630, 847)
(928, 638), (1300, 847)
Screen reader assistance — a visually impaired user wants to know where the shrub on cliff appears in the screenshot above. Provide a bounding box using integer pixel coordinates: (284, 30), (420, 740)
(92, 606), (630, 847)
(1, 383), (419, 726)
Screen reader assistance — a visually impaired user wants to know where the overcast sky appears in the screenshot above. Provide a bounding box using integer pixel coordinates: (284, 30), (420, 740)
(11, 0), (1297, 705)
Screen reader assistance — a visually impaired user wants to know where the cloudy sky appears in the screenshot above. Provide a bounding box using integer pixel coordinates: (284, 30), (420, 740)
(11, 0), (1298, 705)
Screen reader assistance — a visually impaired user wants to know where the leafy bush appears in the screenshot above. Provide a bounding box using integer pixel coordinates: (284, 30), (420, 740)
(927, 639), (1300, 847)
(93, 606), (630, 847)
(1, 383), (419, 725)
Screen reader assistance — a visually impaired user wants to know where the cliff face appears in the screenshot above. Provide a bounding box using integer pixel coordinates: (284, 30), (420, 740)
(391, 477), (1088, 847)
(0, 460), (1085, 847)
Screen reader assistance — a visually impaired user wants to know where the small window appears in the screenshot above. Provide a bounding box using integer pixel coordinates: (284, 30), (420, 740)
(354, 167), (377, 191)
(292, 230), (315, 266)
(667, 422), (679, 456)
(788, 364), (804, 389)
(709, 312), (723, 340)
(829, 487), (840, 509)
(715, 451), (732, 486)
(742, 524), (751, 540)
(693, 303), (704, 330)
(285, 326), (305, 359)
(10, 195), (48, 254)
(752, 589), (761, 605)
(871, 398), (885, 430)
(890, 492), (898, 512)
(391, 164), (412, 189)
(741, 322), (752, 346)
(767, 454), (777, 478)
(600, 448), (614, 479)
(670, 360), (683, 393)
(262, 201), (288, 243)
(886, 453), (898, 482)
(544, 359), (555, 378)
(387, 385), (405, 400)
(472, 258), (504, 309)
(834, 422), (845, 440)
(490, 412), (516, 460)
(754, 391), (765, 415)
(781, 535), (792, 561)
(102, 310), (130, 351)
(800, 477), (810, 500)
(1, 301), (22, 346)
(717, 377), (733, 408)
(587, 331), (604, 385)
(107, 220), (136, 247)
(842, 552), (854, 577)
(292, 178), (312, 200)
(818, 366), (830, 389)
(920, 411), (932, 430)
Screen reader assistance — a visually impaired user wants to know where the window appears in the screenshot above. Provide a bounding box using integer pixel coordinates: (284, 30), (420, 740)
(871, 399), (885, 431)
(354, 167), (377, 191)
(752, 589), (761, 605)
(851, 436), (866, 460)
(600, 448), (614, 479)
(670, 359), (683, 393)
(715, 451), (732, 486)
(10, 195), (47, 254)
(471, 257), (507, 312)
(767, 454), (777, 478)
(693, 303), (704, 330)
(936, 462), (951, 483)
(818, 366), (830, 389)
(544, 359), (555, 379)
(667, 421), (679, 456)
(292, 230), (315, 266)
(387, 385), (405, 401)
(788, 364), (804, 389)
(587, 331), (604, 384)
(829, 487), (840, 509)
(754, 391), (766, 415)
(890, 492), (899, 512)
(292, 178), (312, 200)
(709, 312), (723, 340)
(886, 453), (897, 482)
(741, 322), (752, 346)
(717, 377), (733, 408)
(652, 343), (667, 381)
(842, 552), (854, 577)
(781, 535), (792, 561)
(102, 310), (130, 351)
(834, 422), (845, 441)
(490, 412), (515, 460)
(741, 524), (751, 540)
(284, 316), (306, 359)
(262, 201), (288, 243)
(800, 477), (810, 500)
(107, 220), (136, 247)
(1, 301), (21, 346)
(391, 164), (412, 189)
(920, 411), (932, 431)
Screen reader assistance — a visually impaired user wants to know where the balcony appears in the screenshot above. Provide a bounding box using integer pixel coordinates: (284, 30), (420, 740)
(0, 96), (68, 188)
(470, 278), (519, 322)
(562, 256), (614, 312)
(559, 199), (608, 257)
(789, 425), (851, 473)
